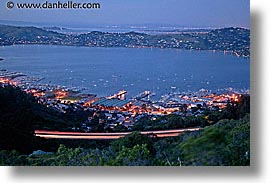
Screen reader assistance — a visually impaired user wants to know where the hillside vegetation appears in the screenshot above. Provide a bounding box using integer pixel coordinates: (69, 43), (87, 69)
(0, 85), (250, 166)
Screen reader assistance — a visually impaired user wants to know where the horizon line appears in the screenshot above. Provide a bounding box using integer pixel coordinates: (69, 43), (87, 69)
(0, 19), (250, 30)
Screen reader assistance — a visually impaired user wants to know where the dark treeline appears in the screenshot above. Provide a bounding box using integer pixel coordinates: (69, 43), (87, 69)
(0, 85), (91, 153)
(0, 85), (250, 165)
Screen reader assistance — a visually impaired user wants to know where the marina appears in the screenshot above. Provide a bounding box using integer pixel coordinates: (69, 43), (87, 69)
(0, 45), (250, 98)
(1, 68), (249, 131)
(0, 45), (250, 131)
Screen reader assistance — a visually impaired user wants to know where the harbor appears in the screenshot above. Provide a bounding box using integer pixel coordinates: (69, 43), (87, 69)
(0, 69), (249, 132)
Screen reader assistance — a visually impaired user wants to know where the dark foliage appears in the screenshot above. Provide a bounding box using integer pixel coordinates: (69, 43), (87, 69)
(0, 85), (90, 153)
(0, 85), (250, 166)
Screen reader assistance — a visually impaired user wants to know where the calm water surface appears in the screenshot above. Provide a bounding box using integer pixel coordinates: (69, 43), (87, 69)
(0, 45), (250, 97)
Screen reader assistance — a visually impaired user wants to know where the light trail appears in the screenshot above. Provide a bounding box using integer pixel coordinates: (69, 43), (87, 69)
(35, 130), (131, 136)
(35, 128), (201, 140)
(36, 134), (125, 140)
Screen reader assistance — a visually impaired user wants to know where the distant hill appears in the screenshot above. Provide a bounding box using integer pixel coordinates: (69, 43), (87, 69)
(0, 25), (250, 57)
(0, 25), (64, 40)
(42, 26), (71, 32)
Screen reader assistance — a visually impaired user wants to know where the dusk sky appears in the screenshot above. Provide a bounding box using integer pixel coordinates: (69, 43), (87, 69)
(0, 0), (250, 28)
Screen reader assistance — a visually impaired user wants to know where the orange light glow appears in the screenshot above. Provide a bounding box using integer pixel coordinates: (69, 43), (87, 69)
(0, 78), (10, 84)
(54, 90), (68, 99)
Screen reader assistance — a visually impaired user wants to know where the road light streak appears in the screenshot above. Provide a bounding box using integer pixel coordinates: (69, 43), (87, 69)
(36, 134), (125, 139)
(35, 128), (201, 140)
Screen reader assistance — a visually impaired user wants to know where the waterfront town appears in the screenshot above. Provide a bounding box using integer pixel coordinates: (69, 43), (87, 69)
(0, 69), (249, 132)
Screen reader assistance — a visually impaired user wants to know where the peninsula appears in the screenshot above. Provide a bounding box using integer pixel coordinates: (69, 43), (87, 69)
(0, 25), (250, 57)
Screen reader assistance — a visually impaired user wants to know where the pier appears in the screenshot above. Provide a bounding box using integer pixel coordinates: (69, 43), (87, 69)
(133, 91), (151, 100)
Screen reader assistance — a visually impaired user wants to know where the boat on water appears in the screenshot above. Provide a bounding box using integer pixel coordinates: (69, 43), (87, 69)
(0, 58), (4, 61)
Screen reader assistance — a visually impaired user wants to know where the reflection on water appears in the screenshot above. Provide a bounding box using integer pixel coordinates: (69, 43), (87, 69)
(0, 45), (250, 98)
